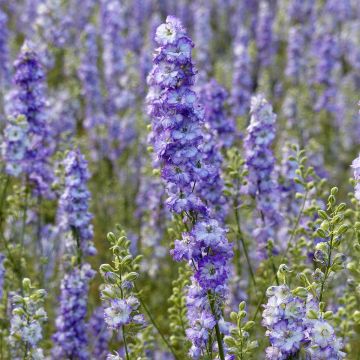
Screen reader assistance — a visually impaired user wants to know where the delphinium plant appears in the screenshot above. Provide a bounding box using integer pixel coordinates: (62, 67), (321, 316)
(147, 16), (233, 359)
(99, 228), (150, 359)
(8, 278), (47, 360)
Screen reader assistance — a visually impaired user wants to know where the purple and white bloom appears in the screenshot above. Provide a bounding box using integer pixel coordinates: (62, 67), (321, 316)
(262, 285), (305, 358)
(104, 298), (133, 329)
(305, 319), (345, 359)
(2, 115), (29, 177)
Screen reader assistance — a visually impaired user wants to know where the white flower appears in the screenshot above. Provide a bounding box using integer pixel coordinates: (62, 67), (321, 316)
(104, 299), (131, 329)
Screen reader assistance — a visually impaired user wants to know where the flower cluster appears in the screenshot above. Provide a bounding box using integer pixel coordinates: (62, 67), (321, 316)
(58, 149), (95, 256)
(147, 15), (207, 216)
(5, 42), (54, 197)
(244, 95), (281, 257)
(8, 279), (47, 360)
(200, 79), (235, 148)
(263, 284), (346, 359)
(52, 263), (95, 360)
(305, 319), (345, 359)
(1, 115), (29, 177)
(262, 285), (305, 358)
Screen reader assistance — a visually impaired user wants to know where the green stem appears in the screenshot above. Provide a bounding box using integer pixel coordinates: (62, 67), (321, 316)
(122, 325), (130, 360)
(0, 175), (10, 226)
(319, 231), (334, 303)
(207, 291), (225, 360)
(135, 285), (180, 360)
(253, 190), (308, 321)
(234, 206), (257, 287)
(270, 257), (279, 286)
(281, 190), (308, 262)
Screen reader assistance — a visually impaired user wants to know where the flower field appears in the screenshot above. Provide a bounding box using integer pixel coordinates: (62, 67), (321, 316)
(0, 1), (360, 359)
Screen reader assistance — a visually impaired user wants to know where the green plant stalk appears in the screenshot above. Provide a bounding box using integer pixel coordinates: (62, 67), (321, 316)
(234, 204), (257, 287)
(135, 285), (180, 360)
(208, 291), (225, 360)
(252, 190), (308, 321)
(319, 229), (334, 303)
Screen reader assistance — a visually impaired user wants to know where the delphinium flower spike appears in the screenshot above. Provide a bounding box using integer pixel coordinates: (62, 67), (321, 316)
(147, 16), (232, 359)
(201, 79), (236, 149)
(5, 42), (54, 198)
(256, 1), (275, 69)
(52, 264), (95, 359)
(57, 149), (96, 257)
(78, 24), (106, 158)
(193, 0), (212, 84)
(199, 79), (235, 221)
(53, 148), (96, 359)
(244, 95), (281, 258)
(231, 26), (253, 118)
(100, 0), (137, 161)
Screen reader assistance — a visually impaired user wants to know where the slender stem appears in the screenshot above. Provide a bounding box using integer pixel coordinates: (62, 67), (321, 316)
(253, 191), (308, 321)
(234, 206), (257, 287)
(270, 257), (279, 286)
(207, 291), (225, 360)
(0, 176), (10, 228)
(281, 190), (308, 262)
(122, 325), (130, 360)
(135, 285), (180, 360)
(319, 230), (334, 303)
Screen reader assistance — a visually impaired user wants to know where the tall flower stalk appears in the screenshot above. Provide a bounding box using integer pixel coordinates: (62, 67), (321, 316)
(244, 95), (281, 258)
(52, 149), (95, 359)
(147, 16), (232, 359)
(5, 42), (54, 198)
